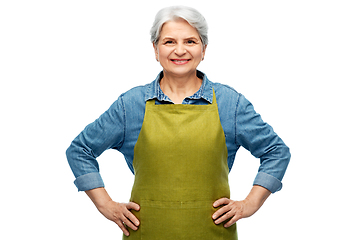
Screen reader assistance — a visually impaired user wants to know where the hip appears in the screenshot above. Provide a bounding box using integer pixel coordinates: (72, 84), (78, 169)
(123, 199), (237, 240)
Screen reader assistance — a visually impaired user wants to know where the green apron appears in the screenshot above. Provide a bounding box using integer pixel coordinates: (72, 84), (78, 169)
(124, 90), (237, 240)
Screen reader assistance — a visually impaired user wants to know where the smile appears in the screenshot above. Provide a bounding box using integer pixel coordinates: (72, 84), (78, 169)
(171, 59), (190, 65)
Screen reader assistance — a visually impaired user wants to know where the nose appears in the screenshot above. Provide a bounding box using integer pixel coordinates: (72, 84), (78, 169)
(174, 43), (186, 56)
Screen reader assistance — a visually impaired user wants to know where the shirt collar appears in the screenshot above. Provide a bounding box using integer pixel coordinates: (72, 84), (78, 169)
(145, 70), (213, 104)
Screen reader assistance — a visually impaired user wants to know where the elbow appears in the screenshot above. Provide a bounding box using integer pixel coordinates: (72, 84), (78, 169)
(259, 143), (291, 181)
(278, 144), (291, 171)
(66, 143), (75, 172)
(278, 145), (291, 180)
(65, 143), (74, 163)
(66, 141), (80, 172)
(284, 145), (291, 166)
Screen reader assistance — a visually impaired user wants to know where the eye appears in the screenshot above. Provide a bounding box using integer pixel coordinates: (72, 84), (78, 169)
(186, 40), (196, 44)
(164, 40), (175, 45)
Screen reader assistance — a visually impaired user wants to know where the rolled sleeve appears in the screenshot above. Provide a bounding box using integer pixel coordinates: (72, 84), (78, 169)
(253, 172), (282, 193)
(74, 172), (105, 192)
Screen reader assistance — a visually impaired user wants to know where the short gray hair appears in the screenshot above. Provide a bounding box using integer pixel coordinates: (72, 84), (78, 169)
(150, 6), (208, 47)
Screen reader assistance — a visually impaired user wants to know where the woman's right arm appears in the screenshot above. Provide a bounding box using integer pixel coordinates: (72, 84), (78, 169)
(85, 188), (140, 236)
(66, 96), (140, 236)
(66, 97), (126, 191)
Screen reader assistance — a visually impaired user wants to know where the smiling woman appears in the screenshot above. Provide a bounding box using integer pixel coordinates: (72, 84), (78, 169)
(66, 5), (290, 240)
(154, 19), (207, 103)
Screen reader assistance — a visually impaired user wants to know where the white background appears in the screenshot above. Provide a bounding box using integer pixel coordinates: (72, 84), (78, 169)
(1, 0), (359, 239)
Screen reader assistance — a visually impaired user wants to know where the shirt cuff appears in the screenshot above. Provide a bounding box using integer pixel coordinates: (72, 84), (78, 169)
(253, 172), (282, 193)
(74, 172), (105, 191)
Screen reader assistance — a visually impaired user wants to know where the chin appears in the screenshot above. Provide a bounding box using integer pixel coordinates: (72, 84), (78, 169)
(167, 69), (196, 77)
(164, 65), (197, 76)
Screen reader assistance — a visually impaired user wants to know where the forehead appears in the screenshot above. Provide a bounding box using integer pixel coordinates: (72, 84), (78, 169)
(160, 19), (200, 39)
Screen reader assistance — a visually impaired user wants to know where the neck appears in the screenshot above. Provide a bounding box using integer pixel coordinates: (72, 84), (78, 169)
(160, 71), (202, 104)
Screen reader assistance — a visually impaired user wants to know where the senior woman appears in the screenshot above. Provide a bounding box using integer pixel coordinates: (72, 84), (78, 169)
(66, 5), (290, 240)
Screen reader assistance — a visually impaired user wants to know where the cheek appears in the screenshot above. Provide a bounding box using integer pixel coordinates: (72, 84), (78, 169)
(193, 47), (204, 58)
(194, 50), (204, 60)
(157, 46), (172, 58)
(158, 51), (167, 59)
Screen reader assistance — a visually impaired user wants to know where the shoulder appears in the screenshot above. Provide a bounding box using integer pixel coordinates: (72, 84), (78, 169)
(120, 84), (147, 100)
(213, 82), (240, 95)
(211, 81), (244, 104)
(117, 81), (154, 106)
(207, 79), (254, 114)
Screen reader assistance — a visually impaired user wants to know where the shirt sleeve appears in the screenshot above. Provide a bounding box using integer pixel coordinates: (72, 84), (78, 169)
(66, 96), (126, 191)
(235, 94), (291, 193)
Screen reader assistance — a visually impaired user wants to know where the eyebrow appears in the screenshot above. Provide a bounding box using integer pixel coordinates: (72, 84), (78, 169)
(161, 37), (175, 41)
(161, 36), (200, 41)
(184, 37), (200, 41)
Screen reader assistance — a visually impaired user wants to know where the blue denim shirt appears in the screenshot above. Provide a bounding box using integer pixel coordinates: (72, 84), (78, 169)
(66, 71), (290, 193)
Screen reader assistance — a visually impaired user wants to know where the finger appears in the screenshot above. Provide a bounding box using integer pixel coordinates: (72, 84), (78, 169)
(212, 204), (231, 220)
(121, 216), (139, 231)
(115, 219), (130, 237)
(213, 198), (230, 208)
(123, 204), (140, 227)
(127, 202), (141, 211)
(224, 215), (241, 228)
(214, 210), (234, 225)
(123, 210), (140, 229)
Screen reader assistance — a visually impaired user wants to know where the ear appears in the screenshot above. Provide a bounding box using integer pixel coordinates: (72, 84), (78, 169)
(153, 42), (159, 61)
(202, 45), (207, 60)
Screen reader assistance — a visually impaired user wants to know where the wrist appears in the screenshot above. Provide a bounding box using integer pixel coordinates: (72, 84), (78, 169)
(85, 187), (112, 210)
(245, 185), (271, 208)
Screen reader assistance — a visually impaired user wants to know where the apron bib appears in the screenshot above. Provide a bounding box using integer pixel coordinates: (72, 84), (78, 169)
(124, 90), (237, 240)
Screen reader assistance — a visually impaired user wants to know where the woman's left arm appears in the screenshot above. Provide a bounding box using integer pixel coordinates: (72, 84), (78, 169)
(213, 93), (290, 226)
(234, 94), (291, 193)
(212, 185), (271, 227)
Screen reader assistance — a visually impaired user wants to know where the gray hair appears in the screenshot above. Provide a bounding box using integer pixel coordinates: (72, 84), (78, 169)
(150, 6), (208, 47)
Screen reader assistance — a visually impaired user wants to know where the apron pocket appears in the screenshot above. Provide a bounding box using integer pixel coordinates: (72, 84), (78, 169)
(138, 199), (237, 240)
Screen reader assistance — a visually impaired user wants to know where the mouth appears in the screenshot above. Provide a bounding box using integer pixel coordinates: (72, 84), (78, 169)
(170, 59), (190, 65)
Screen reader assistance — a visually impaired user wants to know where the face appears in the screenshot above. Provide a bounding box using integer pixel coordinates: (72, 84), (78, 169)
(154, 19), (207, 78)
